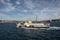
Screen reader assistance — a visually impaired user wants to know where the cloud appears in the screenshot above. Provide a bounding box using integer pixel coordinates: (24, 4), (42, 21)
(16, 0), (21, 5)
(0, 13), (6, 16)
(0, 13), (19, 20)
(0, 0), (16, 12)
(10, 13), (35, 21)
(23, 10), (28, 12)
(24, 0), (35, 10)
(0, 6), (16, 12)
(36, 7), (60, 20)
(1, 0), (12, 5)
(0, 13), (12, 20)
(0, 0), (60, 20)
(13, 7), (60, 21)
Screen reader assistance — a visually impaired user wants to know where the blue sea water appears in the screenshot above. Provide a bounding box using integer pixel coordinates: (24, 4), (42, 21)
(50, 21), (60, 27)
(0, 22), (60, 40)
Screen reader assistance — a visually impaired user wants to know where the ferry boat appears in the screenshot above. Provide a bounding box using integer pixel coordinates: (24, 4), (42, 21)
(17, 21), (50, 29)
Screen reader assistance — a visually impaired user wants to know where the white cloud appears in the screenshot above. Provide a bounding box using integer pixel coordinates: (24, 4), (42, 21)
(36, 7), (60, 20)
(16, 1), (20, 5)
(24, 0), (35, 10)
(0, 0), (16, 12)
(0, 6), (16, 12)
(0, 13), (12, 20)
(7, 0), (10, 2)
(0, 0), (60, 20)
(1, 0), (11, 5)
(5, 6), (16, 11)
(23, 10), (28, 12)
(0, 13), (19, 20)
(0, 13), (6, 16)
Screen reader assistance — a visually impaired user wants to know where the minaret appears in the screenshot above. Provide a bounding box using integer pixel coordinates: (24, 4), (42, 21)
(35, 15), (37, 22)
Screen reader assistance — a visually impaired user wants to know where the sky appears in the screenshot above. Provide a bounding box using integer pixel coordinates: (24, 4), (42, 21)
(0, 0), (60, 21)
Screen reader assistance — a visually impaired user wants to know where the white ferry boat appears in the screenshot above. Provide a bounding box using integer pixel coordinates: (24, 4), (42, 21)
(17, 21), (50, 29)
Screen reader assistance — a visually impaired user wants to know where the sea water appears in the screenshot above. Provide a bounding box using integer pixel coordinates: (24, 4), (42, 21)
(0, 22), (60, 40)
